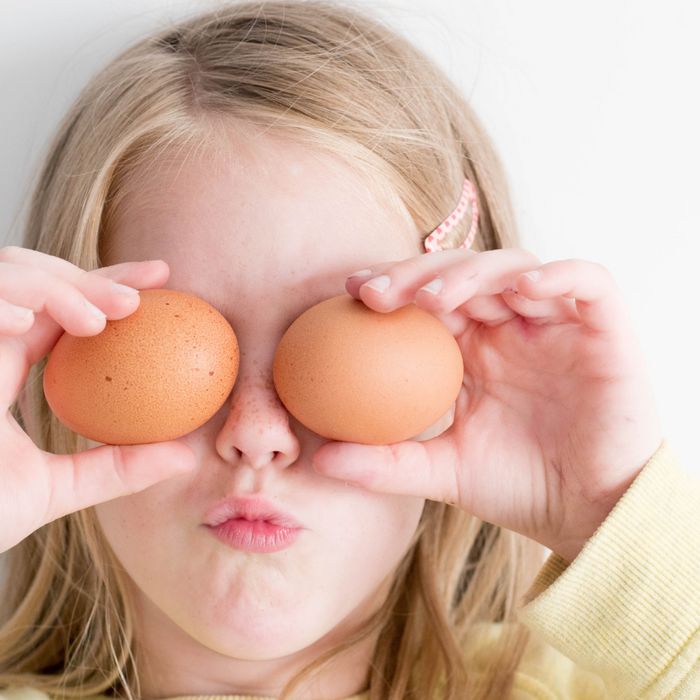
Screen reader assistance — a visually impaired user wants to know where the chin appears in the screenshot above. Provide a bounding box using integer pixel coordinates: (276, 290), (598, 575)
(132, 572), (368, 662)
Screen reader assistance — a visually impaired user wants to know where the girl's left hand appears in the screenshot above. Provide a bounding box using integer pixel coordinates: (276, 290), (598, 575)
(312, 248), (663, 563)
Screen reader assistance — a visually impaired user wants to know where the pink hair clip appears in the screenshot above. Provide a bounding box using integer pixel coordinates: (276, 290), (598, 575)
(424, 179), (479, 252)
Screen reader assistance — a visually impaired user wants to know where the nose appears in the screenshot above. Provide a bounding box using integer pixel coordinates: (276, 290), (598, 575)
(214, 371), (301, 469)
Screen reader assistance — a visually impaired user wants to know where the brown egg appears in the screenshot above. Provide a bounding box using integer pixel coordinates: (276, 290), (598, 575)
(44, 289), (239, 445)
(272, 294), (463, 445)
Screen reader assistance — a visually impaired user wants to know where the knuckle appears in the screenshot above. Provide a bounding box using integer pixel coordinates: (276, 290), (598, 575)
(0, 246), (24, 263)
(77, 267), (100, 291)
(592, 262), (617, 287)
(110, 445), (130, 490)
(26, 266), (58, 298)
(570, 259), (611, 278)
(402, 256), (425, 276)
(596, 262), (612, 278)
(522, 249), (541, 266)
(512, 247), (540, 265)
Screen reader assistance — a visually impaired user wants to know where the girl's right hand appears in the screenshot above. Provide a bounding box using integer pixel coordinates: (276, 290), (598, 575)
(0, 246), (196, 554)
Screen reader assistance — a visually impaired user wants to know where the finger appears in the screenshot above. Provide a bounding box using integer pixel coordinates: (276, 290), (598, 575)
(0, 298), (35, 336)
(0, 340), (33, 409)
(0, 246), (87, 276)
(0, 248), (170, 329)
(413, 248), (542, 315)
(345, 255), (475, 301)
(44, 440), (196, 523)
(515, 260), (631, 333)
(312, 435), (462, 506)
(91, 258), (170, 290)
(0, 259), (169, 334)
(347, 249), (478, 310)
(354, 248), (540, 314)
(499, 290), (581, 325)
(0, 259), (170, 368)
(438, 291), (579, 335)
(0, 246), (168, 290)
(457, 294), (519, 325)
(0, 255), (170, 412)
(0, 263), (137, 335)
(345, 262), (397, 299)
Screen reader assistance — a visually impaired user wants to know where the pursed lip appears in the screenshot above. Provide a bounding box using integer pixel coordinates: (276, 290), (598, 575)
(203, 496), (303, 529)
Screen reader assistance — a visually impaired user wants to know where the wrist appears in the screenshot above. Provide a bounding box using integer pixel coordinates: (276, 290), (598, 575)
(548, 466), (651, 564)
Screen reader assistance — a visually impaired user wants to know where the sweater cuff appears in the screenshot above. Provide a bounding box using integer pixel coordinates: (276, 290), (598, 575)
(518, 439), (700, 699)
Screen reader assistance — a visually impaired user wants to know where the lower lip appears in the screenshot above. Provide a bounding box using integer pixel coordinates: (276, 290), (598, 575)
(207, 519), (302, 553)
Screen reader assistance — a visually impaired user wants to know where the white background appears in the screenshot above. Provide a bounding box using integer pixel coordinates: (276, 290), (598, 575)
(1, 0), (698, 473)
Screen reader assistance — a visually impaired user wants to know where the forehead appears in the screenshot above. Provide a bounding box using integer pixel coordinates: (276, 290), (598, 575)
(103, 130), (421, 318)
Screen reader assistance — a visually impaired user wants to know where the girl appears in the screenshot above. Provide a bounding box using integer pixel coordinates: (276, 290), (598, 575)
(0, 2), (697, 699)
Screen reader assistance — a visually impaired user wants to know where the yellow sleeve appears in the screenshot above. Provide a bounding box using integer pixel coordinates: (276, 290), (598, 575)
(518, 439), (700, 699)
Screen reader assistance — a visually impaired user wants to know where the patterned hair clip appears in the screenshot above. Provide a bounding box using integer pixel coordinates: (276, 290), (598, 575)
(424, 179), (479, 252)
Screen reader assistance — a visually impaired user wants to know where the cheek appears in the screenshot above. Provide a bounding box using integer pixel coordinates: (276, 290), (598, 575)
(93, 479), (185, 579)
(326, 490), (425, 582)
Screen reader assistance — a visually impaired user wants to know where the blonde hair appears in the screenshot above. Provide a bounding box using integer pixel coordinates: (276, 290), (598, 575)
(1, 2), (544, 699)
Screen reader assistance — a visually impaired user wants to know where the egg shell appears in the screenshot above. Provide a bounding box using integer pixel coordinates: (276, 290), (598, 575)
(44, 288), (239, 445)
(272, 294), (464, 445)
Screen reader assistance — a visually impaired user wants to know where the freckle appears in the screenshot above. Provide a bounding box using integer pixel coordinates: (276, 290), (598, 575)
(253, 360), (258, 365)
(175, 314), (180, 317)
(209, 371), (214, 376)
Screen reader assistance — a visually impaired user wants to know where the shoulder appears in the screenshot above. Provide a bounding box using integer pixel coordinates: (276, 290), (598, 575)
(0, 690), (53, 700)
(464, 624), (609, 700)
(513, 634), (608, 699)
(0, 691), (107, 700)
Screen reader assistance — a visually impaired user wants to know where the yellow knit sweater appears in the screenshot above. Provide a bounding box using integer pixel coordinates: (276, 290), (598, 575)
(1, 440), (697, 699)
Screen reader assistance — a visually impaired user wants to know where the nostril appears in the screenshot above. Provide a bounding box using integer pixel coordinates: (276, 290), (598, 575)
(215, 381), (301, 467)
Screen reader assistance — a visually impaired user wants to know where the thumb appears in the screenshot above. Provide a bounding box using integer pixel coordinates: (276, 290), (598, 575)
(45, 440), (196, 523)
(312, 438), (460, 505)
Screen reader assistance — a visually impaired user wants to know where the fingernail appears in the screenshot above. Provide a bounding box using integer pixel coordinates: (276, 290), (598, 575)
(362, 274), (391, 293)
(10, 304), (33, 319)
(111, 281), (139, 296)
(348, 269), (373, 279)
(420, 277), (443, 295)
(84, 299), (107, 319)
(523, 269), (542, 282)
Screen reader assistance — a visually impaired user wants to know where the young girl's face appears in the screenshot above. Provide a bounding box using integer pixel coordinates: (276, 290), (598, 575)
(92, 127), (441, 696)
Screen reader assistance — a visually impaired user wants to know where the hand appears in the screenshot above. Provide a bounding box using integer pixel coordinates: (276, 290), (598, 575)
(0, 246), (195, 554)
(312, 248), (663, 562)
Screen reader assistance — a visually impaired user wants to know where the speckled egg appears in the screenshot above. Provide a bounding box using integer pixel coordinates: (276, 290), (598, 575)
(272, 294), (464, 445)
(44, 289), (239, 445)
